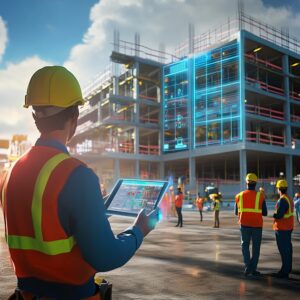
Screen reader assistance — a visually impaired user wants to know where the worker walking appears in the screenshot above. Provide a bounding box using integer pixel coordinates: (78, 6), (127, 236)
(293, 192), (300, 224)
(212, 194), (220, 228)
(272, 180), (294, 279)
(195, 193), (204, 222)
(235, 173), (267, 276)
(0, 66), (159, 299)
(175, 187), (183, 227)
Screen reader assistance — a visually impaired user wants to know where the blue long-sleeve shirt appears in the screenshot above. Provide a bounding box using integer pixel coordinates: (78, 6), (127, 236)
(273, 196), (289, 219)
(18, 138), (143, 298)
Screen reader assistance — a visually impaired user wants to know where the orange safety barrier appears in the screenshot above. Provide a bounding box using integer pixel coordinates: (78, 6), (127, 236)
(139, 144), (159, 155)
(245, 53), (282, 71)
(289, 91), (300, 102)
(246, 130), (284, 146)
(139, 117), (159, 123)
(245, 104), (284, 120)
(291, 114), (300, 122)
(246, 77), (284, 96)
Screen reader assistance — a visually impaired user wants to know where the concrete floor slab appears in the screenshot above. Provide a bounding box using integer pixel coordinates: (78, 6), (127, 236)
(1, 211), (300, 299)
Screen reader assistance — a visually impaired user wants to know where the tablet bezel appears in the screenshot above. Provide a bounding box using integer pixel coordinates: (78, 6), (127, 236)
(105, 178), (169, 217)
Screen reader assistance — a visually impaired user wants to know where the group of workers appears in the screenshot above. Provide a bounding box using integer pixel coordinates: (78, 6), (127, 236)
(0, 66), (298, 299)
(235, 173), (294, 279)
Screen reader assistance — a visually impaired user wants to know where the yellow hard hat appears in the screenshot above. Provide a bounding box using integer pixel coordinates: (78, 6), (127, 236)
(24, 66), (84, 108)
(246, 173), (258, 183)
(276, 179), (288, 188)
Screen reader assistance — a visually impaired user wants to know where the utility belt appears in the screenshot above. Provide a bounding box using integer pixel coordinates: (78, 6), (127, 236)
(8, 278), (112, 300)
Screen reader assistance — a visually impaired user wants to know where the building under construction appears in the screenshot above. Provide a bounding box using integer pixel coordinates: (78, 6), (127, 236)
(69, 11), (300, 199)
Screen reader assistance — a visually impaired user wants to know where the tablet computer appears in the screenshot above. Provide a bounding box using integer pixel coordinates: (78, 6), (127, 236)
(105, 179), (169, 217)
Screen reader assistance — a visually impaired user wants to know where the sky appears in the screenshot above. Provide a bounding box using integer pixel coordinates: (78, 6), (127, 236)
(0, 0), (300, 142)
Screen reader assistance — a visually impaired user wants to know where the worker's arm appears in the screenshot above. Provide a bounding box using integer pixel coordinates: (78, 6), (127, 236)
(58, 166), (145, 272)
(262, 200), (268, 216)
(273, 198), (289, 219)
(234, 195), (239, 216)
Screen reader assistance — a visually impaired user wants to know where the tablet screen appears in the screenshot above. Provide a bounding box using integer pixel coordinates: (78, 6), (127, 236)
(106, 179), (168, 216)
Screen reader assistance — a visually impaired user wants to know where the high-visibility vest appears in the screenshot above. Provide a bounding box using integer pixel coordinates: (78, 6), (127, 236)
(175, 193), (183, 208)
(273, 195), (294, 231)
(196, 197), (203, 210)
(235, 190), (264, 227)
(213, 200), (220, 211)
(0, 146), (95, 285)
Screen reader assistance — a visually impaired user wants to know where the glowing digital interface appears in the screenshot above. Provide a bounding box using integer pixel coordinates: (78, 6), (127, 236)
(108, 180), (165, 214)
(162, 40), (242, 153)
(194, 41), (242, 147)
(163, 59), (189, 152)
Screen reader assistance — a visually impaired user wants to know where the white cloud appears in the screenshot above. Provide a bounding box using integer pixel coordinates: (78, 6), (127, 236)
(0, 16), (8, 62)
(64, 0), (300, 87)
(2, 0), (300, 143)
(0, 56), (52, 141)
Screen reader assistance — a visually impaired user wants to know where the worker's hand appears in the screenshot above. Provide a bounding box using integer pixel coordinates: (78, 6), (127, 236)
(134, 207), (160, 237)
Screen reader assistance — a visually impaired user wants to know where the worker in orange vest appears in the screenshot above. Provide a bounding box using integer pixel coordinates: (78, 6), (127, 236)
(195, 193), (204, 222)
(235, 173), (267, 277)
(175, 187), (183, 227)
(272, 179), (294, 279)
(0, 66), (159, 299)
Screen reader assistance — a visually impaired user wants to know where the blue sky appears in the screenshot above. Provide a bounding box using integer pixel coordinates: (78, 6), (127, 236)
(0, 0), (98, 65)
(1, 0), (300, 141)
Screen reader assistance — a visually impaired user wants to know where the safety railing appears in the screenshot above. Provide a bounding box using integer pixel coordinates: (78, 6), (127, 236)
(139, 144), (159, 155)
(289, 91), (300, 102)
(245, 53), (282, 71)
(114, 39), (178, 63)
(291, 114), (300, 123)
(139, 94), (158, 102)
(83, 64), (113, 98)
(139, 116), (159, 124)
(245, 104), (284, 120)
(246, 130), (285, 146)
(245, 77), (284, 96)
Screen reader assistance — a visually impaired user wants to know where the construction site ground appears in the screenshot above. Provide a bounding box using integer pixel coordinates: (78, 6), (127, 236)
(1, 210), (300, 300)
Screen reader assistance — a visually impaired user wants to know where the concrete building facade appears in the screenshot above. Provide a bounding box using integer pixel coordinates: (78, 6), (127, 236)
(69, 12), (300, 199)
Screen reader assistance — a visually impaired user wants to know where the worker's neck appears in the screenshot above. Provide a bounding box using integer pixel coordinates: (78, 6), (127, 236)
(40, 131), (68, 146)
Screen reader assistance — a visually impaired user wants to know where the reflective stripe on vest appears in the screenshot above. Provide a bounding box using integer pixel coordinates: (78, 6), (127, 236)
(280, 195), (293, 219)
(238, 192), (261, 213)
(4, 153), (76, 255)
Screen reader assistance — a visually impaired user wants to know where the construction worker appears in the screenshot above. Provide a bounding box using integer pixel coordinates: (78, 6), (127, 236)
(211, 194), (220, 228)
(272, 179), (294, 279)
(293, 192), (300, 224)
(235, 173), (267, 276)
(195, 193), (204, 222)
(0, 66), (159, 299)
(175, 187), (183, 227)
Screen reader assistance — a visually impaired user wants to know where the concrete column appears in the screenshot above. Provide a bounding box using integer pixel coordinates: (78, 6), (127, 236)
(134, 127), (139, 154)
(189, 157), (196, 192)
(239, 150), (247, 191)
(114, 159), (120, 183)
(285, 155), (293, 194)
(282, 54), (291, 146)
(159, 161), (164, 179)
(97, 102), (101, 123)
(112, 76), (119, 95)
(135, 160), (140, 178)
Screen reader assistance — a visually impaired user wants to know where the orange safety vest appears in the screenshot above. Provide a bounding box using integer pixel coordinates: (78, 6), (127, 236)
(273, 195), (294, 231)
(0, 146), (96, 286)
(195, 197), (203, 210)
(175, 193), (183, 208)
(235, 190), (264, 227)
